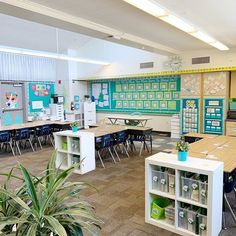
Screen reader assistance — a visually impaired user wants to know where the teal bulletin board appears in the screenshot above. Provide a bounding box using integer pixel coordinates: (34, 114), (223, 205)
(90, 76), (181, 114)
(28, 82), (55, 113)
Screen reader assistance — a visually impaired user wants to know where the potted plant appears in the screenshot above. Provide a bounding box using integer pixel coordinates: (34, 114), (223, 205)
(0, 153), (103, 235)
(70, 121), (79, 132)
(176, 138), (190, 161)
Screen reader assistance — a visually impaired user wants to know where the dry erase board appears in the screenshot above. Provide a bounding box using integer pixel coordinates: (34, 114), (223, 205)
(90, 76), (181, 114)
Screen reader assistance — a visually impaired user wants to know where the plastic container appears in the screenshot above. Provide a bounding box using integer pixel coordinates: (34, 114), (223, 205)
(151, 197), (170, 220)
(187, 206), (199, 233)
(190, 176), (200, 202)
(200, 182), (208, 205)
(181, 176), (191, 199)
(152, 170), (169, 192)
(168, 174), (175, 195)
(165, 205), (175, 225)
(199, 209), (207, 236)
(178, 206), (188, 229)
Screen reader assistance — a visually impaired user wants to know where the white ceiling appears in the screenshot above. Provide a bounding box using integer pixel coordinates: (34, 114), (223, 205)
(0, 0), (235, 55)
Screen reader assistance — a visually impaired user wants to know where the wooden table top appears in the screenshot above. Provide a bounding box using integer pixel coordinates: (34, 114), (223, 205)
(184, 132), (218, 139)
(188, 135), (236, 172)
(0, 120), (73, 132)
(79, 124), (152, 137)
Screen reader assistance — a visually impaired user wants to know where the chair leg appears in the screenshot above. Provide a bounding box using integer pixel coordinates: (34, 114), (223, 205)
(16, 141), (21, 155)
(49, 135), (55, 147)
(28, 139), (35, 152)
(97, 151), (105, 168)
(122, 143), (130, 158)
(113, 146), (120, 162)
(108, 147), (116, 163)
(8, 142), (15, 156)
(139, 142), (144, 157)
(224, 193), (236, 224)
(37, 137), (43, 149)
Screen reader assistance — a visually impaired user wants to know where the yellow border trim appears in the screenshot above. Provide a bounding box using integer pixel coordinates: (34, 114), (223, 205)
(84, 66), (236, 80)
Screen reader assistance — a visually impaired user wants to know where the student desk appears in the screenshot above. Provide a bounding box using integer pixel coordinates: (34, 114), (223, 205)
(105, 114), (152, 127)
(184, 132), (218, 143)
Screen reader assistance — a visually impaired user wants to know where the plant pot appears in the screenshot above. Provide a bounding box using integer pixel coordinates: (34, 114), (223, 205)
(178, 151), (188, 161)
(72, 127), (78, 132)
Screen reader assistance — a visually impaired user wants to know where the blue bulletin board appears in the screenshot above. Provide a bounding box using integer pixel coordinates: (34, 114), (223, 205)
(28, 82), (55, 113)
(204, 98), (224, 135)
(90, 76), (181, 114)
(181, 98), (200, 134)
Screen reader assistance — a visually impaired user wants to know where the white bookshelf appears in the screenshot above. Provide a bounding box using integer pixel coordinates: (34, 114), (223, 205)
(54, 130), (95, 174)
(145, 152), (223, 236)
(84, 102), (96, 127)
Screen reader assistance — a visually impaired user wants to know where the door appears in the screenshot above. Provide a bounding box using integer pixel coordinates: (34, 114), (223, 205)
(0, 82), (26, 126)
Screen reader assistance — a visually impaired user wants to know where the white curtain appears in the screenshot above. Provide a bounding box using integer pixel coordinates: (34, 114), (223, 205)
(0, 52), (56, 82)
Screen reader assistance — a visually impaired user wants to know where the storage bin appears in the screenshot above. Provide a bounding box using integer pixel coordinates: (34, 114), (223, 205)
(187, 206), (199, 233)
(152, 170), (161, 191)
(178, 207), (188, 229)
(168, 174), (175, 195)
(152, 170), (169, 192)
(200, 182), (208, 205)
(199, 211), (207, 236)
(165, 205), (175, 225)
(151, 197), (170, 220)
(62, 142), (68, 150)
(190, 177), (200, 202)
(160, 171), (169, 192)
(181, 177), (191, 199)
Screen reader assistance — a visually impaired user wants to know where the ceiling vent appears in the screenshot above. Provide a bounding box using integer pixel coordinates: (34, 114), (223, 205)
(192, 56), (210, 64)
(140, 62), (154, 69)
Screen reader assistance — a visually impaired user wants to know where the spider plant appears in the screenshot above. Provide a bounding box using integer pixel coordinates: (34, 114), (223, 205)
(0, 153), (103, 236)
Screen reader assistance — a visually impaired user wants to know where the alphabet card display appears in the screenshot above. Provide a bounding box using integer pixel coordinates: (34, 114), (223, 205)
(181, 98), (200, 134)
(204, 98), (224, 134)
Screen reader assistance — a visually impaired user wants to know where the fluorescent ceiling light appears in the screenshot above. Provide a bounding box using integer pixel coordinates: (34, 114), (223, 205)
(209, 41), (229, 51)
(160, 14), (195, 33)
(123, 0), (229, 50)
(0, 46), (110, 65)
(190, 31), (215, 44)
(123, 0), (167, 17)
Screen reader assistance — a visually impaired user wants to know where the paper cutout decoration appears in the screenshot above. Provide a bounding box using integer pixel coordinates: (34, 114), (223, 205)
(5, 91), (18, 109)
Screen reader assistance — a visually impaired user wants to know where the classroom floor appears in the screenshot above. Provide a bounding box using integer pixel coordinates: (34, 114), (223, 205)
(0, 135), (235, 236)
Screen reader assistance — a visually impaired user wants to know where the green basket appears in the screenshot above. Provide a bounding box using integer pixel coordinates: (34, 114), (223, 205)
(151, 197), (170, 220)
(62, 142), (68, 150)
(230, 102), (236, 110)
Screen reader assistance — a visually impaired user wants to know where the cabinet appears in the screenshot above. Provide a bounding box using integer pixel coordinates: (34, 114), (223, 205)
(54, 130), (95, 174)
(225, 120), (236, 136)
(84, 102), (96, 127)
(145, 152), (223, 236)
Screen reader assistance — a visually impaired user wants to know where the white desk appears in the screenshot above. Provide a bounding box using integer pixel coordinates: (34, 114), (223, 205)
(105, 114), (152, 126)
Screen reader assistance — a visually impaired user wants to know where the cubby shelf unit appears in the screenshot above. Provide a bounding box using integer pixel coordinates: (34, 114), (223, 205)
(145, 152), (223, 236)
(54, 130), (95, 174)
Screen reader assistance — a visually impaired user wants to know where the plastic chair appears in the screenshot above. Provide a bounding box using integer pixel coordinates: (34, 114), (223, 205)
(14, 128), (34, 155)
(113, 130), (129, 159)
(95, 134), (116, 168)
(128, 129), (152, 156)
(0, 131), (15, 156)
(222, 171), (236, 229)
(35, 125), (54, 149)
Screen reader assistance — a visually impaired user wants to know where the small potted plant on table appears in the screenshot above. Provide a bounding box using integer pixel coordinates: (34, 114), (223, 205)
(176, 138), (190, 161)
(70, 121), (79, 132)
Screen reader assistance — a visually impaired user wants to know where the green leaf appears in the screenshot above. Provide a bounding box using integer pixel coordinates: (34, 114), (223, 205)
(44, 215), (67, 236)
(26, 224), (38, 236)
(19, 164), (40, 213)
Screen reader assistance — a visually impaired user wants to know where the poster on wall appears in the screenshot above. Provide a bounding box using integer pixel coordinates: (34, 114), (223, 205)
(181, 98), (200, 134)
(204, 98), (224, 135)
(90, 76), (181, 114)
(28, 82), (55, 113)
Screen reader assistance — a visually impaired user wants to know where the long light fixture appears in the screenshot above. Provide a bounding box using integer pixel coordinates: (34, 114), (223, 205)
(123, 0), (229, 50)
(0, 45), (111, 65)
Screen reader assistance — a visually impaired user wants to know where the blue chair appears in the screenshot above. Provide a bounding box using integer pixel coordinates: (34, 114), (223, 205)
(113, 131), (129, 159)
(35, 125), (54, 149)
(0, 131), (15, 156)
(95, 134), (116, 168)
(14, 128), (34, 155)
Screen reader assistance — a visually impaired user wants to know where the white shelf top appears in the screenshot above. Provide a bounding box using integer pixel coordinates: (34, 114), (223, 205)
(54, 130), (94, 138)
(146, 152), (223, 173)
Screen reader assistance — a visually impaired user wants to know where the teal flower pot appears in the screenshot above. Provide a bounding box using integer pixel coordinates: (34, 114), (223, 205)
(178, 151), (188, 161)
(72, 127), (78, 132)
